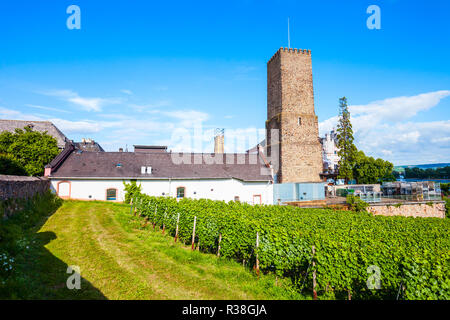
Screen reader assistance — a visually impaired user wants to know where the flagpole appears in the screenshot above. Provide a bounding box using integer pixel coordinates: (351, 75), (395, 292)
(288, 17), (290, 49)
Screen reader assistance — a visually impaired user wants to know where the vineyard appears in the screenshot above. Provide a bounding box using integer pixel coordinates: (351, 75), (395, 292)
(131, 191), (450, 300)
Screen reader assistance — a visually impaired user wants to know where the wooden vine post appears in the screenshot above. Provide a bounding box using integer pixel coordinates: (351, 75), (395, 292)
(191, 216), (197, 250)
(162, 210), (166, 234)
(133, 198), (137, 216)
(129, 199), (133, 215)
(255, 232), (260, 277)
(153, 205), (157, 229)
(174, 213), (180, 242)
(312, 245), (317, 300)
(217, 233), (222, 257)
(139, 198), (143, 216)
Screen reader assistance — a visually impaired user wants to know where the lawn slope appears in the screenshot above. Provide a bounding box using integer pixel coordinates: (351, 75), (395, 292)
(10, 200), (301, 300)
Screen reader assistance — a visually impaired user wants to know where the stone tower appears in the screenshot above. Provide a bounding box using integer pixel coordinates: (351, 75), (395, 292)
(214, 128), (224, 154)
(266, 47), (323, 183)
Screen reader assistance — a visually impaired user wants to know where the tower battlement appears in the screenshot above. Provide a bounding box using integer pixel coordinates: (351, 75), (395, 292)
(268, 47), (311, 64)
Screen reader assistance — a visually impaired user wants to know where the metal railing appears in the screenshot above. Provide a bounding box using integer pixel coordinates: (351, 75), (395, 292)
(381, 194), (442, 201)
(356, 192), (382, 203)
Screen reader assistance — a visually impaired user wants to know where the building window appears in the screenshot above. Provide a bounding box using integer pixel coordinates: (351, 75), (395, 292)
(298, 117), (302, 125)
(177, 187), (185, 199)
(106, 188), (117, 201)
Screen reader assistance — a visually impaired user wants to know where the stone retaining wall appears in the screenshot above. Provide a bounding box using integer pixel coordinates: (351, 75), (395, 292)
(368, 201), (446, 219)
(1, 175), (50, 219)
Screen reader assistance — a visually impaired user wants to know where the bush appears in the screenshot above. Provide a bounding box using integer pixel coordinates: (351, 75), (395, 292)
(346, 194), (369, 212)
(129, 191), (450, 300)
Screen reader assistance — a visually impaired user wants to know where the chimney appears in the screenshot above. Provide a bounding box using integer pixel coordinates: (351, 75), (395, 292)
(214, 128), (224, 154)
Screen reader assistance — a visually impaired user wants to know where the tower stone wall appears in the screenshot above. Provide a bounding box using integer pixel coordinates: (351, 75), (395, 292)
(266, 47), (323, 183)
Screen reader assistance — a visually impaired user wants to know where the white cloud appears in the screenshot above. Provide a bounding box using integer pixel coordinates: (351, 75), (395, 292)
(0, 106), (100, 135)
(50, 119), (102, 134)
(40, 89), (121, 112)
(163, 110), (210, 127)
(0, 103), (213, 151)
(121, 89), (133, 95)
(25, 104), (72, 114)
(319, 90), (450, 165)
(0, 106), (41, 120)
(129, 100), (172, 112)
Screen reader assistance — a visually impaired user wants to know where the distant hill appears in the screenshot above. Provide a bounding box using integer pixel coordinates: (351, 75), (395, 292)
(394, 163), (450, 173)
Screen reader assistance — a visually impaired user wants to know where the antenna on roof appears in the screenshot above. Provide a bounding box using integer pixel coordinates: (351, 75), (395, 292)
(287, 17), (291, 49)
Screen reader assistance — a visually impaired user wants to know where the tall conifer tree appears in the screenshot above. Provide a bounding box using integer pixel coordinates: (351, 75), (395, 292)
(336, 97), (357, 184)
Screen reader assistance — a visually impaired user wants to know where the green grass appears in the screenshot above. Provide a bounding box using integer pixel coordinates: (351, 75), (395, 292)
(4, 200), (305, 300)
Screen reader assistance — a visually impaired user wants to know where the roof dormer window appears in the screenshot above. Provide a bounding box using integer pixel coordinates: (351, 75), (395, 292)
(141, 166), (152, 174)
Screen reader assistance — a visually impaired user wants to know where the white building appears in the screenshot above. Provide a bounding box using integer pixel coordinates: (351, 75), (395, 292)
(321, 130), (340, 173)
(45, 144), (274, 205)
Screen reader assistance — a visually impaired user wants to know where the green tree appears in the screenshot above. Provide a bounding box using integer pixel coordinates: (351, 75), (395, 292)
(0, 131), (14, 154)
(0, 153), (27, 175)
(336, 97), (357, 183)
(441, 183), (449, 196)
(353, 150), (395, 184)
(0, 127), (59, 176)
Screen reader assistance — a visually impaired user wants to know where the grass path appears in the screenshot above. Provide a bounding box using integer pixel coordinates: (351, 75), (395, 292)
(14, 200), (302, 300)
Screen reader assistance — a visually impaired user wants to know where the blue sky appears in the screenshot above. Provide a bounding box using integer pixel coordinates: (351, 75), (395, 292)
(0, 0), (449, 165)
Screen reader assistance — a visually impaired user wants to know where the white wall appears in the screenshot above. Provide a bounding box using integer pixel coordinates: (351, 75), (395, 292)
(49, 178), (273, 205)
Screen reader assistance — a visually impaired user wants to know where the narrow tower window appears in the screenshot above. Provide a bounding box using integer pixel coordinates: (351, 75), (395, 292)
(298, 117), (302, 125)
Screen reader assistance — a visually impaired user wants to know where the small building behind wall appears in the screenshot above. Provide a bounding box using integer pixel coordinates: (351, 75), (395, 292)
(45, 146), (274, 205)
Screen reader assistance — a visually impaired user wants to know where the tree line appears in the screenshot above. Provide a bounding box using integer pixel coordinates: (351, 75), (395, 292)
(394, 166), (450, 180)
